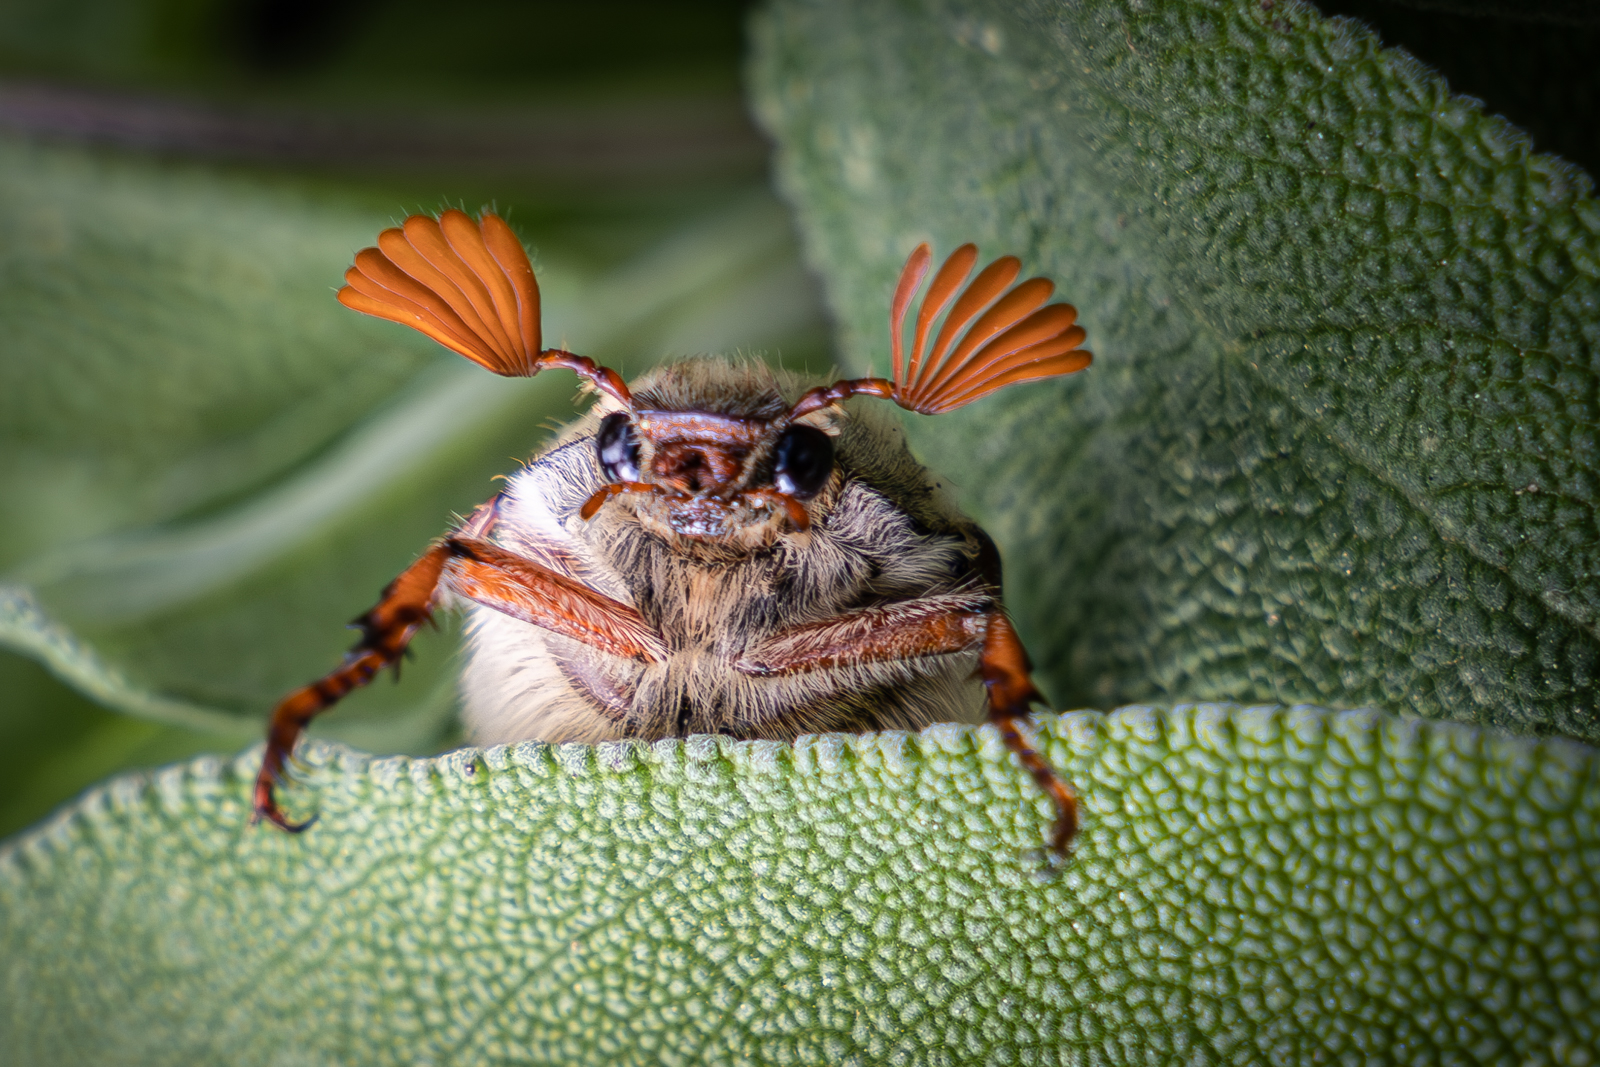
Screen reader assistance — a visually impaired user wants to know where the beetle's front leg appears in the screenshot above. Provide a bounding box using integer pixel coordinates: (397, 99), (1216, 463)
(253, 496), (503, 831)
(253, 542), (451, 831)
(736, 597), (1078, 853)
(253, 496), (671, 831)
(977, 612), (1078, 854)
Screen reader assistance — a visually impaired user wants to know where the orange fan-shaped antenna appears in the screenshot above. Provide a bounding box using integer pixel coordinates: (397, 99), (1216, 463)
(790, 242), (1090, 421)
(338, 210), (631, 404)
(889, 242), (1090, 414)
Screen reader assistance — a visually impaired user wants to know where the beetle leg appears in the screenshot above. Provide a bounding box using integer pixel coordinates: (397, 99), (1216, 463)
(733, 594), (992, 675)
(441, 536), (668, 662)
(978, 612), (1078, 854)
(253, 496), (505, 831)
(254, 522), (669, 832)
(455, 493), (504, 539)
(736, 487), (811, 531)
(578, 481), (673, 521)
(736, 597), (1078, 853)
(254, 542), (450, 831)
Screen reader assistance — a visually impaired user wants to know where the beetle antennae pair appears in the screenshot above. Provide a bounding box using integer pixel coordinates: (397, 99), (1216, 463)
(339, 211), (1091, 421)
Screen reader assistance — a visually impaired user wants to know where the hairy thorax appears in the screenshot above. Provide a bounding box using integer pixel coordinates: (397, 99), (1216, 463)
(458, 364), (990, 746)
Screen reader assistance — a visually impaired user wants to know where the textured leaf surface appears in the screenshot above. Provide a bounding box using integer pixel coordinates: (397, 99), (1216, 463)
(3, 705), (1598, 1065)
(749, 0), (1600, 739)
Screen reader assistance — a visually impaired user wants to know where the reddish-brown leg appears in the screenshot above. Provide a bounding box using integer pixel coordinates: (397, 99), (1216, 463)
(442, 537), (667, 662)
(253, 513), (667, 831)
(979, 612), (1078, 854)
(736, 597), (1078, 854)
(733, 593), (991, 675)
(254, 495), (507, 830)
(253, 542), (450, 831)
(737, 487), (811, 531)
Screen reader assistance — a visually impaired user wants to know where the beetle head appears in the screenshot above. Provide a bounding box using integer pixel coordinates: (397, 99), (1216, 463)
(336, 211), (1092, 546)
(579, 361), (837, 545)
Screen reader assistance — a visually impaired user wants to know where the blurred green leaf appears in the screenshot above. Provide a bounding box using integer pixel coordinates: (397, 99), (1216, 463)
(749, 0), (1600, 739)
(0, 650), (228, 839)
(3, 706), (1597, 1064)
(0, 0), (822, 838)
(0, 0), (750, 101)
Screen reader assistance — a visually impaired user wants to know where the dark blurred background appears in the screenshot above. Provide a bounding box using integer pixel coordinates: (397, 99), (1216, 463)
(0, 0), (771, 248)
(1315, 0), (1598, 179)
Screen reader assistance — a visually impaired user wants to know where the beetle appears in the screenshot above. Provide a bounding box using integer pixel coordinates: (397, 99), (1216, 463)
(253, 209), (1091, 852)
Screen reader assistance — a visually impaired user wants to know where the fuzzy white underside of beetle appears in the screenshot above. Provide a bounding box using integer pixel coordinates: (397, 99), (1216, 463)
(458, 361), (987, 747)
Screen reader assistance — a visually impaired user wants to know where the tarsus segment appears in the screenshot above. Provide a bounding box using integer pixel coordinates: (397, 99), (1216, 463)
(253, 542), (449, 831)
(980, 613), (1078, 853)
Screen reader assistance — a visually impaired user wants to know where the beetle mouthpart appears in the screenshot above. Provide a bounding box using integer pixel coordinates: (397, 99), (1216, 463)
(738, 488), (811, 532)
(661, 498), (740, 539)
(649, 444), (730, 494)
(581, 478), (809, 542)
(579, 481), (667, 521)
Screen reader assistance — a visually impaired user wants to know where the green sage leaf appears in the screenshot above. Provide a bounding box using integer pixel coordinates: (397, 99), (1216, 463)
(3, 706), (1596, 1064)
(749, 0), (1600, 738)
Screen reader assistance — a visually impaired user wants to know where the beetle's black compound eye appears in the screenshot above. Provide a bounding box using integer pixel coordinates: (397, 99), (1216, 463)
(772, 424), (834, 500)
(597, 412), (641, 482)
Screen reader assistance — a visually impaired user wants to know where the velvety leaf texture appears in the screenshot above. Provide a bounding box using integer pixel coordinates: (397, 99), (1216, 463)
(748, 0), (1600, 740)
(2, 705), (1597, 1065)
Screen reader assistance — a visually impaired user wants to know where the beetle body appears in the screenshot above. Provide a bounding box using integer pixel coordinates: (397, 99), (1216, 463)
(462, 358), (989, 745)
(253, 209), (1091, 852)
